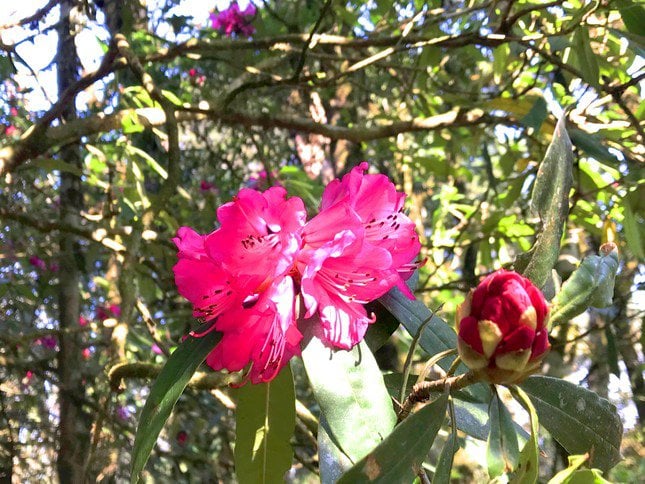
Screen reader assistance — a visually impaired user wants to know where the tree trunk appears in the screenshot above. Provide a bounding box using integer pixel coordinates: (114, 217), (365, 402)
(56, 2), (90, 482)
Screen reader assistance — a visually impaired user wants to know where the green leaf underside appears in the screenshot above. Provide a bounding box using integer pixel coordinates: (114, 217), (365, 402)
(519, 376), (623, 471)
(487, 392), (520, 478)
(234, 365), (295, 484)
(379, 286), (491, 403)
(302, 337), (397, 463)
(550, 247), (619, 325)
(318, 415), (354, 484)
(131, 329), (221, 483)
(338, 390), (449, 483)
(509, 386), (540, 484)
(522, 114), (574, 288)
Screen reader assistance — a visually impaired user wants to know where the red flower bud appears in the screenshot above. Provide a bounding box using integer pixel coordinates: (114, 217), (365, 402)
(456, 270), (550, 384)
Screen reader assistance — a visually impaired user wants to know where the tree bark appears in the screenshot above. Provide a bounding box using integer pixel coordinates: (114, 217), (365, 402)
(56, 1), (90, 482)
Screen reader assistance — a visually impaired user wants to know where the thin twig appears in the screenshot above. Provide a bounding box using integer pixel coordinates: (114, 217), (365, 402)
(398, 371), (478, 422)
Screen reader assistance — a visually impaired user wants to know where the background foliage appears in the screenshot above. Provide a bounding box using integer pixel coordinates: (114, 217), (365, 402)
(0, 0), (642, 482)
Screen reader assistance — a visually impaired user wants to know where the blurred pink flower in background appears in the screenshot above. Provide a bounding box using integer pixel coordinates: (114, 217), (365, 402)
(200, 180), (217, 193)
(151, 343), (164, 355)
(78, 316), (88, 327)
(176, 430), (188, 445)
(36, 335), (57, 350)
(29, 255), (47, 271)
(210, 1), (256, 37)
(5, 125), (17, 136)
(97, 304), (121, 321)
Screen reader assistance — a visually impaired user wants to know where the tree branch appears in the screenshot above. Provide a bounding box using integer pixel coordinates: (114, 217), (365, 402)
(107, 362), (241, 391)
(1, 106), (496, 175)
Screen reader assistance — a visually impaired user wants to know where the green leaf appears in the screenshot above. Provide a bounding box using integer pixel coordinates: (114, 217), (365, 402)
(571, 27), (600, 88)
(131, 329), (221, 483)
(520, 114), (574, 288)
(318, 415), (354, 484)
(487, 392), (520, 478)
(548, 454), (589, 484)
(569, 129), (620, 165)
(493, 44), (510, 84)
(519, 376), (623, 471)
(234, 365), (295, 484)
(126, 145), (168, 179)
(622, 189), (645, 259)
(363, 301), (400, 353)
(379, 286), (491, 403)
(121, 110), (145, 134)
(520, 96), (548, 132)
(338, 390), (449, 483)
(616, 0), (645, 36)
(550, 244), (619, 325)
(563, 1), (598, 31)
(604, 324), (621, 377)
(508, 386), (539, 484)
(433, 399), (458, 484)
(301, 336), (396, 463)
(563, 468), (611, 484)
(26, 157), (83, 177)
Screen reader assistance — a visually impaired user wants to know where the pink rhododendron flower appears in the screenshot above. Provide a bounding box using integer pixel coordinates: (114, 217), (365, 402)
(82, 348), (92, 360)
(200, 180), (216, 192)
(97, 304), (121, 321)
(173, 163), (422, 383)
(78, 316), (88, 327)
(177, 430), (188, 445)
(37, 335), (57, 349)
(210, 1), (256, 37)
(10, 107), (18, 116)
(29, 255), (47, 271)
(5, 125), (17, 136)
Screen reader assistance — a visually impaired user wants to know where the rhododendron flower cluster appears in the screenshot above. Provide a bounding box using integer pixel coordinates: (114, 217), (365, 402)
(174, 163), (422, 384)
(209, 2), (256, 37)
(456, 269), (550, 384)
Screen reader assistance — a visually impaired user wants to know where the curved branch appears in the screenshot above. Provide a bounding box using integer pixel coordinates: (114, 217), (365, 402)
(0, 106), (495, 175)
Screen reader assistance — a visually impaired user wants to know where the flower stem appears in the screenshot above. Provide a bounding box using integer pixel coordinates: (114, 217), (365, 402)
(397, 370), (479, 422)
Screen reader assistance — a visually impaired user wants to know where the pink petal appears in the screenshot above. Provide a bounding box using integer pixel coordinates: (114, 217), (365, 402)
(206, 277), (301, 383)
(457, 316), (484, 354)
(173, 227), (208, 260)
(173, 258), (238, 320)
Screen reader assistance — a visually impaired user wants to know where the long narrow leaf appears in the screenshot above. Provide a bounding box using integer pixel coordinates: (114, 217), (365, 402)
(338, 390), (449, 483)
(234, 365), (295, 484)
(131, 330), (221, 483)
(302, 337), (396, 463)
(520, 114), (574, 288)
